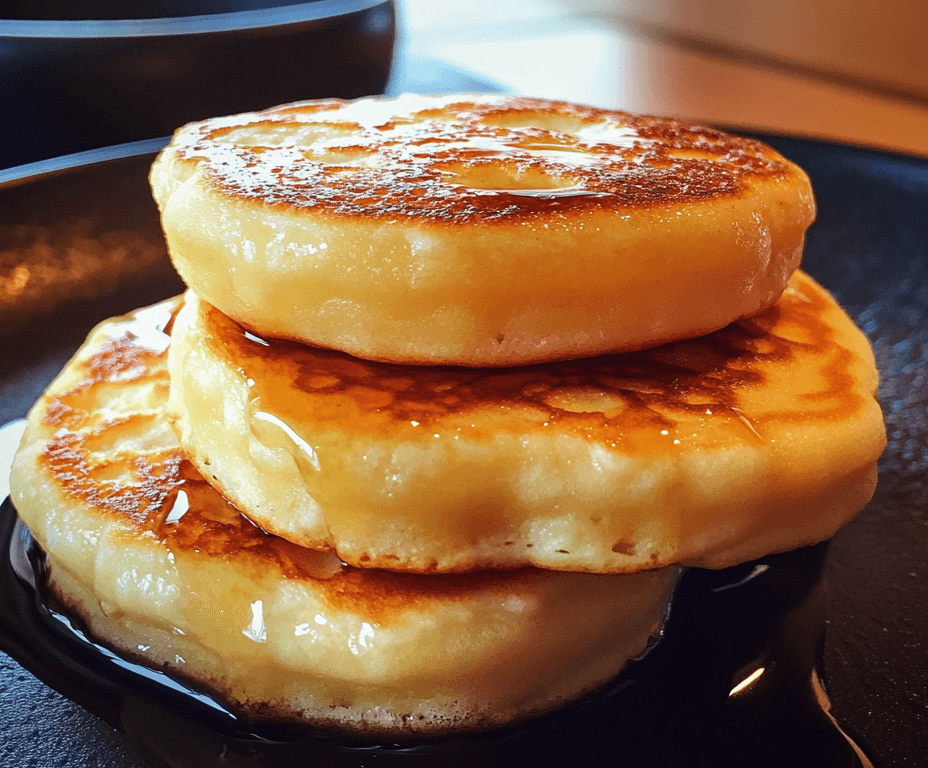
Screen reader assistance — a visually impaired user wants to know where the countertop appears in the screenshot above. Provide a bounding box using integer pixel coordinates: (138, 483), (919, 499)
(397, 0), (928, 158)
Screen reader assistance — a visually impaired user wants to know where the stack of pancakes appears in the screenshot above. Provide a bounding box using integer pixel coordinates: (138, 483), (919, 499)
(10, 94), (885, 737)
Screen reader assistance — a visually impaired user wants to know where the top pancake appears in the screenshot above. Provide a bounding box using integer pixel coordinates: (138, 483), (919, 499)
(168, 271), (885, 573)
(150, 93), (815, 366)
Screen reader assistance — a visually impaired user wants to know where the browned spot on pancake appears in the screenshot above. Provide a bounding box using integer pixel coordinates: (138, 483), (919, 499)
(39, 305), (182, 520)
(611, 540), (636, 556)
(310, 565), (531, 622)
(42, 337), (170, 435)
(41, 427), (183, 524)
(210, 273), (869, 453)
(175, 97), (797, 224)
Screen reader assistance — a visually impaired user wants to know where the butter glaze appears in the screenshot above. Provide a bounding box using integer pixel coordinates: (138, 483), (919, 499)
(172, 95), (793, 224)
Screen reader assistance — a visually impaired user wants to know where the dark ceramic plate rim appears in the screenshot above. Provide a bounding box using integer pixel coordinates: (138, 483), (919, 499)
(0, 0), (390, 37)
(0, 138), (169, 188)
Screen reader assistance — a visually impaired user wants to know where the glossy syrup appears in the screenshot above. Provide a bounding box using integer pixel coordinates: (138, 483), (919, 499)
(0, 497), (873, 768)
(179, 95), (799, 225)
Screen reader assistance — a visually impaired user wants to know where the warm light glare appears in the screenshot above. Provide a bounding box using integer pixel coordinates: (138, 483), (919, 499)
(729, 666), (765, 696)
(1, 264), (30, 299)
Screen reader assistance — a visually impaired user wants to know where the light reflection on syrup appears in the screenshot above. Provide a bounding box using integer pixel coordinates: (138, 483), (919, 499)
(163, 489), (189, 525)
(471, 186), (613, 199)
(247, 403), (321, 474)
(242, 600), (267, 644)
(729, 666), (765, 696)
(101, 299), (175, 355)
(811, 669), (876, 768)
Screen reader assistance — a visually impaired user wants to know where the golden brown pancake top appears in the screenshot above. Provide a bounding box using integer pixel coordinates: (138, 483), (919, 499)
(214, 271), (871, 456)
(173, 95), (801, 224)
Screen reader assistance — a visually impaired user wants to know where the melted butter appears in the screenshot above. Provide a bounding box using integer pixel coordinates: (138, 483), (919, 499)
(174, 95), (798, 224)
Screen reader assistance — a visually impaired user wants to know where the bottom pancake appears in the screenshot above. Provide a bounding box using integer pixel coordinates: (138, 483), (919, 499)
(9, 300), (678, 735)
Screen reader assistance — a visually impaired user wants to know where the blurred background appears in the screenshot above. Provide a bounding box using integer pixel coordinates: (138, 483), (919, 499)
(396, 0), (928, 157)
(3, 0), (926, 167)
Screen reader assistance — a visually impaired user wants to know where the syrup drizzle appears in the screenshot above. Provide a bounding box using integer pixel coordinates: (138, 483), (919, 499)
(8, 288), (880, 764)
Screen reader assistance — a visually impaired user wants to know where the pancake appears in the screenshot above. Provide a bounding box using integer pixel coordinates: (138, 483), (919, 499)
(8, 299), (679, 735)
(149, 93), (814, 366)
(168, 271), (885, 574)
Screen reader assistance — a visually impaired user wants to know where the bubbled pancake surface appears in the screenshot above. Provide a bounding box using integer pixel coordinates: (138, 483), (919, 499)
(8, 300), (678, 735)
(150, 93), (815, 365)
(168, 271), (885, 574)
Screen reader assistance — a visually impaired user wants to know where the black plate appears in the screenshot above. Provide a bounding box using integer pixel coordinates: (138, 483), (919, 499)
(0, 131), (926, 768)
(0, 0), (397, 170)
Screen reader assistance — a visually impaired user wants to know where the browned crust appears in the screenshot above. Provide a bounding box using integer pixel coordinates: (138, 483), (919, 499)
(200, 272), (874, 449)
(165, 95), (807, 224)
(31, 300), (550, 614)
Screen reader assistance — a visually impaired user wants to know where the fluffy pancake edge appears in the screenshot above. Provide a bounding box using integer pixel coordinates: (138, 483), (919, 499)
(167, 272), (885, 573)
